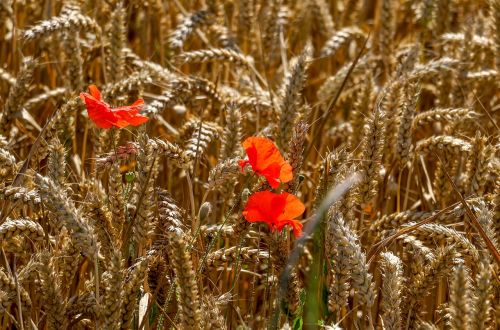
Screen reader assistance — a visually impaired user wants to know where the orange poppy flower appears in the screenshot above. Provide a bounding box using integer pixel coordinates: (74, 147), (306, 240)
(238, 136), (293, 188)
(80, 85), (149, 129)
(242, 191), (305, 237)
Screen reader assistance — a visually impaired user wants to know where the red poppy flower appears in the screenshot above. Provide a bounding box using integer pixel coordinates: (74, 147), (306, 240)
(80, 85), (149, 129)
(242, 191), (305, 237)
(238, 136), (293, 188)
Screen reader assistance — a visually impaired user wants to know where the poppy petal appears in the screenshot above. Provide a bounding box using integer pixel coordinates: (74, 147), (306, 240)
(113, 99), (148, 126)
(113, 118), (130, 128)
(241, 136), (293, 187)
(81, 86), (149, 129)
(243, 137), (285, 171)
(89, 109), (117, 128)
(88, 85), (102, 101)
(242, 191), (304, 238)
(275, 219), (303, 237)
(279, 162), (293, 183)
(130, 99), (144, 107)
(263, 171), (281, 188)
(112, 102), (143, 115)
(257, 142), (283, 167)
(125, 114), (149, 126)
(244, 142), (258, 168)
(80, 92), (117, 129)
(279, 193), (305, 221)
(242, 191), (286, 224)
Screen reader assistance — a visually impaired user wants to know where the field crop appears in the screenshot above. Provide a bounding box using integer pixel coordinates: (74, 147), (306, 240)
(0, 0), (499, 329)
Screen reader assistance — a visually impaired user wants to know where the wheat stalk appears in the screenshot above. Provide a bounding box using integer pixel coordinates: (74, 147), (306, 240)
(1, 2), (499, 329)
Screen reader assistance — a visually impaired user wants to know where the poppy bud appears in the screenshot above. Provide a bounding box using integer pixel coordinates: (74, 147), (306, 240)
(125, 171), (135, 183)
(198, 202), (212, 223)
(241, 188), (251, 204)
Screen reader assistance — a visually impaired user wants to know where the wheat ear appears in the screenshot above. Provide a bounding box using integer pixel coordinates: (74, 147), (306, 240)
(168, 233), (202, 329)
(446, 263), (471, 330)
(0, 57), (35, 135)
(276, 44), (312, 152)
(379, 252), (403, 330)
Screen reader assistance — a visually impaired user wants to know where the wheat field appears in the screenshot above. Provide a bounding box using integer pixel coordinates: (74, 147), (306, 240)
(0, 0), (499, 329)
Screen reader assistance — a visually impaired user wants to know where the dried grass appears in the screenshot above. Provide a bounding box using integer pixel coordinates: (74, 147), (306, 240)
(0, 0), (499, 329)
